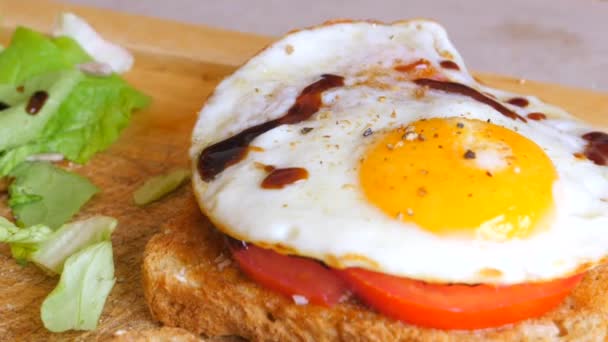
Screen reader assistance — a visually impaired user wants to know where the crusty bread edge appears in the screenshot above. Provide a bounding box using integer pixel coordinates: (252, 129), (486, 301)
(142, 198), (608, 341)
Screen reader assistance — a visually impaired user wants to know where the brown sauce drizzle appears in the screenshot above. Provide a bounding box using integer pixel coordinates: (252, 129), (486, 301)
(506, 97), (529, 107)
(395, 59), (431, 73)
(582, 132), (608, 166)
(527, 112), (547, 121)
(26, 90), (49, 115)
(261, 167), (309, 189)
(263, 165), (276, 173)
(197, 74), (344, 181)
(439, 60), (460, 71)
(394, 59), (436, 78)
(414, 79), (527, 122)
(0, 102), (9, 111)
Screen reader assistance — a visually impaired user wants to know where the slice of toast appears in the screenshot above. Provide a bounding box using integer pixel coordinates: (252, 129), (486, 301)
(142, 192), (608, 341)
(111, 327), (204, 342)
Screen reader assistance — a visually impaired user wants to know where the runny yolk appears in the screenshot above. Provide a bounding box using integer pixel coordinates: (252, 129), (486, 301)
(359, 117), (557, 240)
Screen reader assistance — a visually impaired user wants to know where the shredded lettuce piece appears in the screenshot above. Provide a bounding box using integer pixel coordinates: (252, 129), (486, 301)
(0, 216), (52, 243)
(0, 14), (140, 333)
(8, 162), (99, 229)
(41, 241), (115, 332)
(0, 74), (149, 176)
(53, 13), (133, 74)
(0, 27), (90, 85)
(0, 27), (150, 176)
(1, 215), (117, 331)
(133, 168), (191, 206)
(0, 216), (52, 263)
(0, 70), (83, 152)
(30, 216), (116, 274)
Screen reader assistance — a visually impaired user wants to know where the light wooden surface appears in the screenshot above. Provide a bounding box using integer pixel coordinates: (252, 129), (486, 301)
(64, 0), (608, 91)
(0, 0), (606, 340)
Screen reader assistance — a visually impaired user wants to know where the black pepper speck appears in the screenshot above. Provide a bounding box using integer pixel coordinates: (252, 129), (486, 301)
(464, 150), (476, 159)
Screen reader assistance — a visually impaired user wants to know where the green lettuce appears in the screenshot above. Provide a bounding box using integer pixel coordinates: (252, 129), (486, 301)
(0, 27), (150, 176)
(0, 18), (143, 334)
(0, 216), (52, 244)
(0, 70), (83, 152)
(0, 74), (149, 175)
(0, 216), (53, 263)
(9, 162), (99, 229)
(0, 27), (90, 85)
(30, 216), (116, 274)
(0, 215), (117, 331)
(133, 168), (191, 206)
(41, 241), (115, 332)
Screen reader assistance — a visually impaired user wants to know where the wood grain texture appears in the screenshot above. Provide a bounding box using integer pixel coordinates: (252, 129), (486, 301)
(0, 0), (606, 340)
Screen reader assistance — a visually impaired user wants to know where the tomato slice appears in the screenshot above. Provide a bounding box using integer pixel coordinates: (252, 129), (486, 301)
(229, 241), (350, 306)
(340, 267), (584, 330)
(229, 239), (583, 329)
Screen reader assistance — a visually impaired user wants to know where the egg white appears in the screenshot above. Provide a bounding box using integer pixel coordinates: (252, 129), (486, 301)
(191, 20), (608, 284)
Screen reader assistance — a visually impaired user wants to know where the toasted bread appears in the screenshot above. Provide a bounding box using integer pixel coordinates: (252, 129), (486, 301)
(0, 177), (8, 192)
(111, 327), (204, 342)
(142, 193), (608, 341)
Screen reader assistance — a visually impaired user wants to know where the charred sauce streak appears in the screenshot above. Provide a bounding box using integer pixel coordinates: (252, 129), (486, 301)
(414, 79), (527, 122)
(198, 74), (344, 181)
(26, 90), (49, 115)
(0, 102), (9, 111)
(527, 112), (547, 121)
(264, 165), (276, 173)
(582, 132), (608, 166)
(506, 97), (529, 107)
(261, 167), (309, 189)
(439, 60), (460, 71)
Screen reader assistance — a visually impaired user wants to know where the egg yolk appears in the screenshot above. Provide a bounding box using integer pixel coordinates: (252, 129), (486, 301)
(359, 118), (556, 240)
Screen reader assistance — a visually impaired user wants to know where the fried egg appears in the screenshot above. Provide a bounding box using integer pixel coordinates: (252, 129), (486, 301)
(190, 20), (608, 284)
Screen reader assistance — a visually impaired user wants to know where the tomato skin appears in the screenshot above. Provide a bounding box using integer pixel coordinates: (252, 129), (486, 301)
(229, 242), (350, 306)
(229, 239), (583, 329)
(340, 268), (584, 330)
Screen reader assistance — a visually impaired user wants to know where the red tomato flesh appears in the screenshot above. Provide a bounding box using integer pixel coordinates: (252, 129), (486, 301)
(340, 268), (583, 330)
(230, 241), (583, 329)
(229, 242), (350, 306)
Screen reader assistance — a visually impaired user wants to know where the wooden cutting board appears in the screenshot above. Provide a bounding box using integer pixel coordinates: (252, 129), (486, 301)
(0, 0), (606, 340)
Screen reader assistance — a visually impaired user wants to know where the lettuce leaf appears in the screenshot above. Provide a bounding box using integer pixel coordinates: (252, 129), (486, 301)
(0, 27), (150, 176)
(0, 19), (138, 334)
(30, 216), (116, 274)
(40, 241), (115, 332)
(133, 168), (191, 206)
(0, 74), (149, 175)
(1, 214), (117, 331)
(0, 216), (53, 263)
(0, 216), (52, 243)
(9, 162), (99, 229)
(0, 70), (83, 152)
(0, 27), (90, 85)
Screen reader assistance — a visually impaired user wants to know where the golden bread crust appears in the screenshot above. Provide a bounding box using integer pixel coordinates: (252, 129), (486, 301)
(111, 327), (204, 342)
(142, 195), (608, 341)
